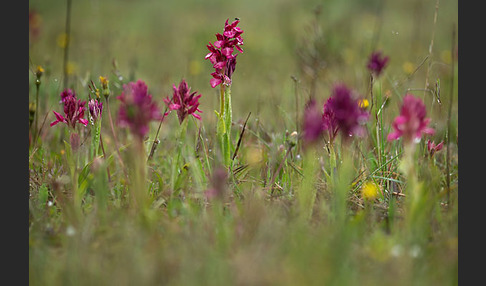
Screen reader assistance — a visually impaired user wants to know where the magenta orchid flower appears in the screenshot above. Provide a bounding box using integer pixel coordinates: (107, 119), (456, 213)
(387, 94), (435, 144)
(324, 84), (369, 139)
(302, 84), (369, 145)
(427, 140), (443, 157)
(205, 18), (244, 88)
(164, 79), (203, 124)
(367, 51), (389, 77)
(50, 89), (89, 129)
(117, 80), (161, 139)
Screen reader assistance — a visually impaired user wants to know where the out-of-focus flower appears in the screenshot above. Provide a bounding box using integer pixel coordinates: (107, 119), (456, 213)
(325, 84), (369, 139)
(361, 181), (380, 200)
(204, 167), (228, 201)
(322, 96), (339, 143)
(88, 99), (103, 123)
(402, 61), (415, 75)
(29, 9), (42, 42)
(50, 89), (88, 129)
(57, 33), (69, 49)
(358, 99), (369, 109)
(427, 140), (443, 157)
(164, 79), (203, 124)
(387, 94), (435, 144)
(35, 66), (44, 79)
(367, 51), (389, 77)
(205, 18), (244, 88)
(99, 76), (110, 99)
(302, 99), (324, 145)
(302, 84), (369, 145)
(117, 80), (161, 139)
(66, 62), (77, 75)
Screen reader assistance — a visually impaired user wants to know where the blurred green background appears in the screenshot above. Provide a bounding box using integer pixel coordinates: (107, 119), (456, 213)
(29, 0), (457, 132)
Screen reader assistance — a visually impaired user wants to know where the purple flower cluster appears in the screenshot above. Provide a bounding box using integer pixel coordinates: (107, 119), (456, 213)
(50, 89), (89, 129)
(117, 80), (161, 139)
(387, 94), (435, 144)
(325, 84), (369, 139)
(302, 99), (324, 144)
(302, 84), (369, 145)
(367, 51), (389, 77)
(205, 18), (244, 88)
(164, 79), (203, 124)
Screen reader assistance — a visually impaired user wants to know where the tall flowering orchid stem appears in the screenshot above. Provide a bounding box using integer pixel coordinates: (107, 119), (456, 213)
(105, 90), (129, 181)
(116, 80), (162, 212)
(50, 89), (90, 223)
(163, 79), (204, 190)
(387, 94), (436, 242)
(205, 18), (244, 168)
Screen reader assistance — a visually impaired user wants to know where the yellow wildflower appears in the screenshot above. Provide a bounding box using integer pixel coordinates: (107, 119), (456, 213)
(361, 181), (380, 200)
(99, 76), (109, 89)
(358, 99), (369, 109)
(402, 61), (415, 75)
(57, 33), (69, 48)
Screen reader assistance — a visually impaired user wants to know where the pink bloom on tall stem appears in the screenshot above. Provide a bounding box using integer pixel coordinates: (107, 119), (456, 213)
(205, 18), (244, 88)
(117, 80), (161, 139)
(367, 51), (389, 77)
(164, 79), (203, 124)
(50, 89), (89, 129)
(387, 94), (435, 144)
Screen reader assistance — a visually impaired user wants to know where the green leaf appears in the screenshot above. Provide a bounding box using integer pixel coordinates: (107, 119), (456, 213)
(38, 184), (49, 207)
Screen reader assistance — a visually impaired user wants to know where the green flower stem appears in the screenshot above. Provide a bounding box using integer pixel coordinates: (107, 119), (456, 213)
(333, 146), (353, 225)
(129, 138), (149, 213)
(170, 119), (189, 195)
(63, 129), (82, 224)
(400, 143), (428, 243)
(223, 86), (233, 167)
(297, 147), (319, 221)
(90, 119), (102, 160)
(216, 85), (233, 168)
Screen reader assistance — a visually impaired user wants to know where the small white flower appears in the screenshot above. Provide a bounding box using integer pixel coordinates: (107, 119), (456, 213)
(390, 244), (403, 257)
(66, 225), (76, 236)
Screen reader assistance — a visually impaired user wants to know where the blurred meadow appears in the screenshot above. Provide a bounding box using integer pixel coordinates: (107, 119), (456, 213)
(29, 0), (458, 285)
